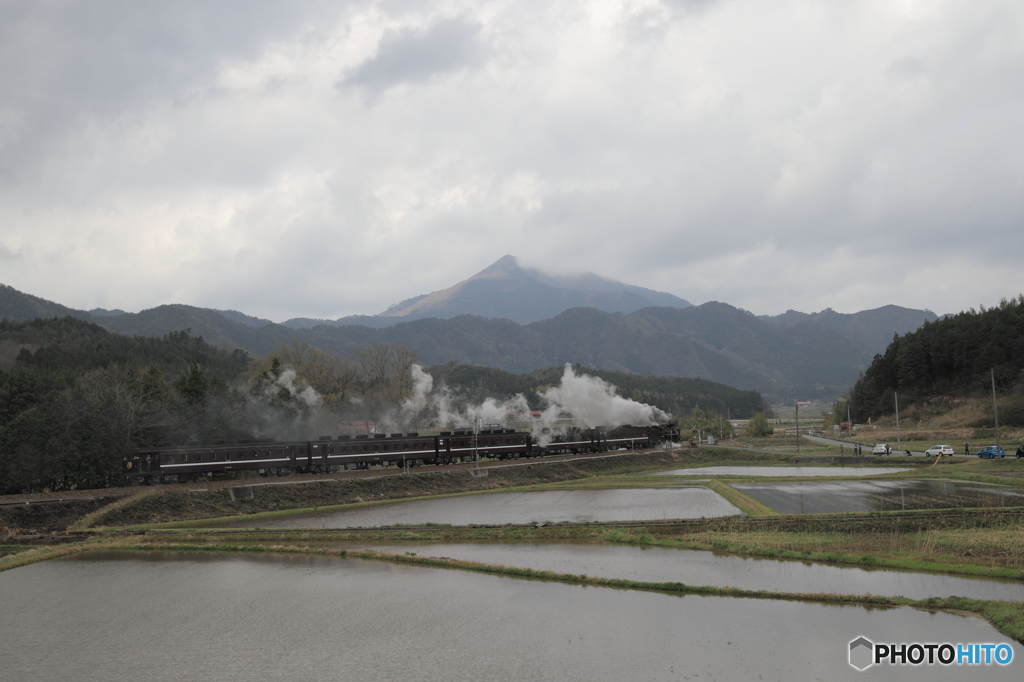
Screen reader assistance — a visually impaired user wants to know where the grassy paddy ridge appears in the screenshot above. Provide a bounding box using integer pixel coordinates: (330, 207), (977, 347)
(64, 503), (1024, 578)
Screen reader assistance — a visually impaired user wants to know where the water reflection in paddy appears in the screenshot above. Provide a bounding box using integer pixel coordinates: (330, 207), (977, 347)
(734, 479), (1024, 514)
(342, 541), (1024, 601)
(1, 552), (1019, 681)
(652, 466), (912, 477)
(232, 488), (742, 528)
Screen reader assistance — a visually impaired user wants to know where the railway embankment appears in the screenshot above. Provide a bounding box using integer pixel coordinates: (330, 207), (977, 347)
(0, 448), (974, 535)
(0, 447), (927, 534)
(91, 449), (700, 527)
(0, 495), (127, 539)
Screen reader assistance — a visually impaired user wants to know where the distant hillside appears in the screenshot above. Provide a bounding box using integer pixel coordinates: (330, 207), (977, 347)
(848, 296), (1024, 423)
(96, 304), (298, 352)
(762, 305), (938, 355)
(427, 363), (771, 419)
(0, 284), (93, 323)
(288, 303), (872, 401)
(282, 314), (398, 329)
(212, 309), (275, 328)
(374, 255), (692, 324)
(0, 282), (931, 401)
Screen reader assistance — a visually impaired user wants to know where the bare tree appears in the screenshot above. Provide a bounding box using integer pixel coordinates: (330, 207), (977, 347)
(356, 344), (416, 402)
(77, 362), (170, 449)
(303, 350), (359, 407)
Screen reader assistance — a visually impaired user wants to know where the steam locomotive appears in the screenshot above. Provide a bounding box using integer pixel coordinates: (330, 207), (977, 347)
(122, 423), (680, 485)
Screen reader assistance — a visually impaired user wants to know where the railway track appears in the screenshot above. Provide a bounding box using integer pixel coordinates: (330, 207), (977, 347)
(0, 446), (680, 506)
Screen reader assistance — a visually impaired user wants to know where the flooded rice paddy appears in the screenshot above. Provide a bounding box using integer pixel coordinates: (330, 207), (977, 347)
(1, 551), (1019, 681)
(335, 541), (1024, 601)
(231, 488), (742, 528)
(734, 479), (1024, 514)
(652, 466), (912, 477)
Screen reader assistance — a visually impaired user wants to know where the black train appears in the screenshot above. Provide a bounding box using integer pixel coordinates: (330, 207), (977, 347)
(122, 423), (681, 485)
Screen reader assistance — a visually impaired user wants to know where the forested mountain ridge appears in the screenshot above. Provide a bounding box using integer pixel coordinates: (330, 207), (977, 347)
(281, 304), (874, 400)
(761, 304), (939, 355)
(0, 282), (940, 401)
(0, 284), (888, 401)
(848, 296), (1024, 424)
(0, 284), (93, 323)
(96, 304), (299, 351)
(427, 363), (770, 419)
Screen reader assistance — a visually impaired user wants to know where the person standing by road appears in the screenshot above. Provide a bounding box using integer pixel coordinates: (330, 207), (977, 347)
(965, 442), (970, 456)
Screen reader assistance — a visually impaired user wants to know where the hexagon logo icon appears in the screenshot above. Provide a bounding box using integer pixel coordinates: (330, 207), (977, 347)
(849, 636), (874, 671)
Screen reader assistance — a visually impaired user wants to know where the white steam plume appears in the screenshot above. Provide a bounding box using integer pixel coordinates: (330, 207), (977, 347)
(539, 364), (668, 428)
(390, 364), (666, 435)
(273, 369), (322, 407)
(390, 364), (529, 431)
(400, 364), (434, 415)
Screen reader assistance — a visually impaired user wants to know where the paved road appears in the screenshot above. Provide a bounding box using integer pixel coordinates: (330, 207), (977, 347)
(705, 436), (926, 458)
(801, 434), (970, 458)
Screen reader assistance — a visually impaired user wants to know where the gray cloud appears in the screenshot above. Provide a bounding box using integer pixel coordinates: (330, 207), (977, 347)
(340, 15), (483, 93)
(0, 0), (1022, 322)
(0, 0), (342, 185)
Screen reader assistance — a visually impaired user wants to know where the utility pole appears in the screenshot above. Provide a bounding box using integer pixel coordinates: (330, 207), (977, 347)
(473, 418), (481, 462)
(895, 392), (901, 450)
(795, 402), (800, 454)
(992, 369), (1001, 453)
(847, 403), (852, 440)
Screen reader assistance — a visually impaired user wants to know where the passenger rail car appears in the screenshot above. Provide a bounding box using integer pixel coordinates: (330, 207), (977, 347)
(122, 423), (679, 484)
(535, 424), (679, 455)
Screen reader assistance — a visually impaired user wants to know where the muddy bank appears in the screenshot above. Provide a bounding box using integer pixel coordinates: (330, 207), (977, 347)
(1, 497), (126, 536)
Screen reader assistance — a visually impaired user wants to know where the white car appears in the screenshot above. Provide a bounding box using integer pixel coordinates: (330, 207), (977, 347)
(872, 444), (892, 455)
(925, 445), (955, 457)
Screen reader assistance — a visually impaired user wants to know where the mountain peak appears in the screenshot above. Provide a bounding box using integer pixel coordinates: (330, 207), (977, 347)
(375, 255), (691, 323)
(474, 254), (521, 277)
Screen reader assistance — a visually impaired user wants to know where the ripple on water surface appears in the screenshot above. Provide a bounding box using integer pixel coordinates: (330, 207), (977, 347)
(0, 552), (1019, 681)
(233, 487), (743, 528)
(734, 479), (1024, 513)
(652, 466), (912, 477)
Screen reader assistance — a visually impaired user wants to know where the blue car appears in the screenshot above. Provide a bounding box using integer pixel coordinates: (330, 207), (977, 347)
(977, 446), (1006, 459)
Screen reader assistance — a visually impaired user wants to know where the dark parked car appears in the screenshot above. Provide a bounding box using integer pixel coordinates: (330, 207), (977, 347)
(977, 446), (1006, 459)
(1016, 444), (1024, 459)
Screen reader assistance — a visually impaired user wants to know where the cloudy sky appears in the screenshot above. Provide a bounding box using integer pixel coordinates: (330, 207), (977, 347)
(1, 0), (1022, 321)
